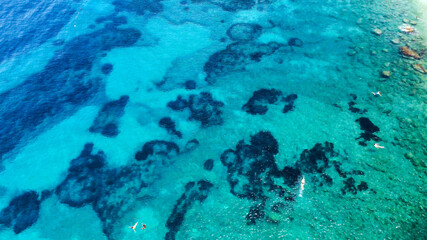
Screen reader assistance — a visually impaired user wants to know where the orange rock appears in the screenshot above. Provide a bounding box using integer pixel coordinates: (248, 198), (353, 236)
(412, 64), (427, 74)
(400, 46), (421, 59)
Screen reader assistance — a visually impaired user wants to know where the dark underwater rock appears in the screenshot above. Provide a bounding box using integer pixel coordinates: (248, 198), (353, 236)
(184, 80), (196, 90)
(282, 94), (298, 114)
(220, 131), (301, 224)
(320, 174), (333, 186)
(282, 167), (302, 187)
(89, 95), (129, 137)
(227, 23), (262, 41)
(102, 63), (114, 75)
(284, 94), (298, 102)
(159, 117), (182, 138)
(357, 181), (368, 191)
(40, 190), (53, 202)
(54, 143), (156, 239)
(357, 117), (379, 133)
(0, 23), (141, 160)
(341, 177), (357, 195)
(355, 117), (381, 146)
(168, 92), (225, 127)
(165, 180), (214, 240)
(246, 202), (266, 225)
(333, 161), (348, 178)
(204, 41), (284, 83)
(167, 96), (189, 111)
(92, 164), (149, 238)
(184, 139), (200, 152)
(191, 0), (278, 12)
(348, 101), (367, 114)
(135, 140), (180, 161)
(0, 191), (41, 234)
(203, 159), (214, 171)
(56, 143), (106, 207)
(113, 0), (163, 15)
(288, 38), (303, 47)
(190, 0), (254, 11)
(282, 103), (294, 113)
(242, 88), (283, 115)
(295, 142), (337, 174)
(188, 92), (224, 127)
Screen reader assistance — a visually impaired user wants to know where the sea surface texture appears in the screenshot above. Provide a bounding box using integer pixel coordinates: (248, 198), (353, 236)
(0, 0), (426, 239)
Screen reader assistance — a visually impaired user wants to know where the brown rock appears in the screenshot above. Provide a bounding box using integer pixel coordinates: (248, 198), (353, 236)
(400, 46), (421, 59)
(412, 64), (427, 74)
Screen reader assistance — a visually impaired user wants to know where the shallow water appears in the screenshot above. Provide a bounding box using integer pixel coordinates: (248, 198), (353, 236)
(0, 0), (426, 239)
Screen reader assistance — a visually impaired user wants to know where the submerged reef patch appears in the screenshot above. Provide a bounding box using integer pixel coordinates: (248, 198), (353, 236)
(55, 143), (174, 239)
(204, 42), (284, 84)
(295, 142), (337, 174)
(112, 0), (163, 15)
(56, 143), (106, 208)
(165, 180), (214, 240)
(102, 63), (114, 75)
(282, 94), (298, 114)
(348, 94), (367, 114)
(168, 92), (225, 127)
(89, 95), (129, 137)
(218, 131), (371, 224)
(341, 178), (369, 195)
(0, 191), (41, 234)
(242, 88), (283, 115)
(355, 117), (381, 146)
(288, 38), (303, 47)
(227, 23), (262, 41)
(204, 159), (214, 171)
(135, 140), (180, 161)
(190, 0), (277, 12)
(159, 117), (183, 138)
(220, 131), (302, 224)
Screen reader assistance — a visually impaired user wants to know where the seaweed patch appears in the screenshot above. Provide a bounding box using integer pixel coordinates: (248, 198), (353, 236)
(355, 117), (381, 146)
(165, 180), (214, 240)
(89, 95), (129, 137)
(204, 42), (284, 84)
(167, 92), (225, 127)
(242, 89), (283, 115)
(0, 191), (41, 234)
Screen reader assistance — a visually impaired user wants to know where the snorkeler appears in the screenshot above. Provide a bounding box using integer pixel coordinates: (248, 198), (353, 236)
(129, 222), (138, 232)
(371, 91), (382, 96)
(142, 224), (147, 230)
(374, 143), (385, 149)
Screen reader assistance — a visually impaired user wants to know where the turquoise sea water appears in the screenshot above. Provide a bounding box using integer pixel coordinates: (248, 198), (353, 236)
(0, 0), (426, 239)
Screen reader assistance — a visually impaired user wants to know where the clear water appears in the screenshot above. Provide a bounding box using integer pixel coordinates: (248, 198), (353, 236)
(0, 0), (426, 239)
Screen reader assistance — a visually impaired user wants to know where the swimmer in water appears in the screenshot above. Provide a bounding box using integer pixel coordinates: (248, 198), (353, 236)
(374, 143), (385, 149)
(129, 222), (138, 232)
(142, 224), (147, 230)
(298, 176), (306, 197)
(371, 91), (382, 96)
